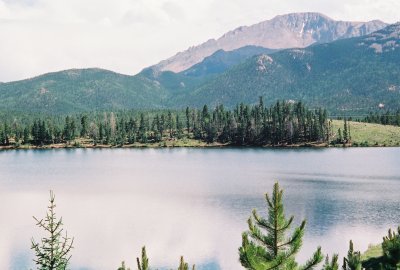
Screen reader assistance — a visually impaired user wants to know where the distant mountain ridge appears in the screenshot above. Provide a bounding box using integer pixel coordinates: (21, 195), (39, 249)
(169, 22), (400, 113)
(152, 12), (387, 73)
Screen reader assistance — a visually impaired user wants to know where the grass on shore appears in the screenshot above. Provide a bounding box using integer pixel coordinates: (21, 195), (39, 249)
(1, 137), (224, 150)
(331, 120), (400, 147)
(362, 244), (383, 261)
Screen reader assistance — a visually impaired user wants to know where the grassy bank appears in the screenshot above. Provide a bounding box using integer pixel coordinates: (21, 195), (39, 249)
(362, 244), (383, 261)
(331, 120), (400, 147)
(0, 138), (221, 150)
(361, 244), (389, 269)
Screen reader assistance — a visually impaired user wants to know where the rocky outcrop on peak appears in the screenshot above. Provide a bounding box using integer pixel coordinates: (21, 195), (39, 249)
(152, 12), (387, 73)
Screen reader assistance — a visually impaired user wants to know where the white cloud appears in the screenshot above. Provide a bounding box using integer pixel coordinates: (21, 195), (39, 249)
(0, 0), (398, 82)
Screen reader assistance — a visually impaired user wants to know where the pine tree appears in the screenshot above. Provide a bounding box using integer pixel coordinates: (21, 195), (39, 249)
(80, 115), (88, 137)
(323, 255), (339, 270)
(342, 240), (361, 270)
(23, 126), (30, 144)
(63, 116), (76, 142)
(176, 114), (183, 139)
(117, 261), (131, 270)
(2, 122), (10, 145)
(139, 113), (148, 143)
(347, 122), (351, 143)
(337, 128), (343, 144)
(110, 112), (117, 142)
(89, 122), (99, 145)
(117, 246), (196, 270)
(178, 256), (195, 270)
(31, 191), (74, 270)
(239, 182), (323, 270)
(0, 124), (4, 146)
(39, 120), (47, 145)
(185, 107), (191, 133)
(117, 118), (126, 146)
(136, 246), (149, 270)
(166, 111), (174, 138)
(343, 119), (348, 143)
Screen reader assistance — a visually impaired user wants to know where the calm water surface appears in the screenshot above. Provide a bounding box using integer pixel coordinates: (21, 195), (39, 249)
(0, 148), (399, 269)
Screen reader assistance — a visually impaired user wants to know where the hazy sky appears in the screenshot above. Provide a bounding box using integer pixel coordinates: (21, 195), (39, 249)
(0, 0), (399, 82)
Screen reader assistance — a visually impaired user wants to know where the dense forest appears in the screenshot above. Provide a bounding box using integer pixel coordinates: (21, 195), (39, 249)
(363, 111), (400, 127)
(0, 99), (330, 147)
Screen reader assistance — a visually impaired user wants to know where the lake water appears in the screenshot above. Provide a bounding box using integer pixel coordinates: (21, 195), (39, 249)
(0, 148), (399, 270)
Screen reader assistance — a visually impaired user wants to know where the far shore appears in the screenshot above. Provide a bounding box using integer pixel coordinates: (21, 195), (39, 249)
(0, 140), (396, 151)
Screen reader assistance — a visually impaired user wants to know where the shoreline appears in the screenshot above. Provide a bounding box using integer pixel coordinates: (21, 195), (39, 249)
(0, 141), (397, 151)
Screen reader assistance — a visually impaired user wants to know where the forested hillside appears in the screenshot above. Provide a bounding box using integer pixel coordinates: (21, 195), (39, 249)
(0, 69), (168, 114)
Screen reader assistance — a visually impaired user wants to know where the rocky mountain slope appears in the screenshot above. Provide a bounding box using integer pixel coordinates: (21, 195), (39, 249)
(180, 46), (276, 77)
(153, 12), (387, 73)
(171, 23), (400, 113)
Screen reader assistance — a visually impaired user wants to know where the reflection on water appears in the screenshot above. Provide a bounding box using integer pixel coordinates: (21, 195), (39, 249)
(0, 148), (399, 269)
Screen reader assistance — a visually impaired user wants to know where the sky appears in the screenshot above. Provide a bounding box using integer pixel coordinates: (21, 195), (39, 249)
(0, 0), (399, 82)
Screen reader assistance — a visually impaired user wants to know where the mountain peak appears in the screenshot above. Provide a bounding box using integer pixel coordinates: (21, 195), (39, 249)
(152, 13), (387, 73)
(273, 12), (332, 21)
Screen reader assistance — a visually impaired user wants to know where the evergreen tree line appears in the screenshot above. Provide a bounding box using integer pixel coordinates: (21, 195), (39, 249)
(0, 99), (330, 147)
(32, 184), (399, 270)
(333, 119), (352, 145)
(362, 111), (400, 127)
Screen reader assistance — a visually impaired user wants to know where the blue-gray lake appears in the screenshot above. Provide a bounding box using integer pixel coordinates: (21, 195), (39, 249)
(0, 148), (399, 269)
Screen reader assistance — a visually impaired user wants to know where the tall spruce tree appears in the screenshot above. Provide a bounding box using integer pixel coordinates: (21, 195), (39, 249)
(2, 122), (10, 145)
(23, 126), (30, 145)
(239, 182), (323, 270)
(185, 107), (191, 133)
(31, 191), (74, 270)
(80, 115), (88, 137)
(136, 246), (149, 270)
(342, 240), (362, 270)
(176, 114), (183, 139)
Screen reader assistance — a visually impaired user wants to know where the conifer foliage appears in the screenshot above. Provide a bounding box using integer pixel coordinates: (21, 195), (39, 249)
(118, 246), (195, 270)
(178, 256), (196, 270)
(0, 100), (329, 147)
(117, 261), (130, 270)
(322, 254), (339, 270)
(31, 191), (74, 270)
(239, 182), (323, 270)
(381, 227), (400, 269)
(342, 240), (362, 270)
(136, 246), (149, 270)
